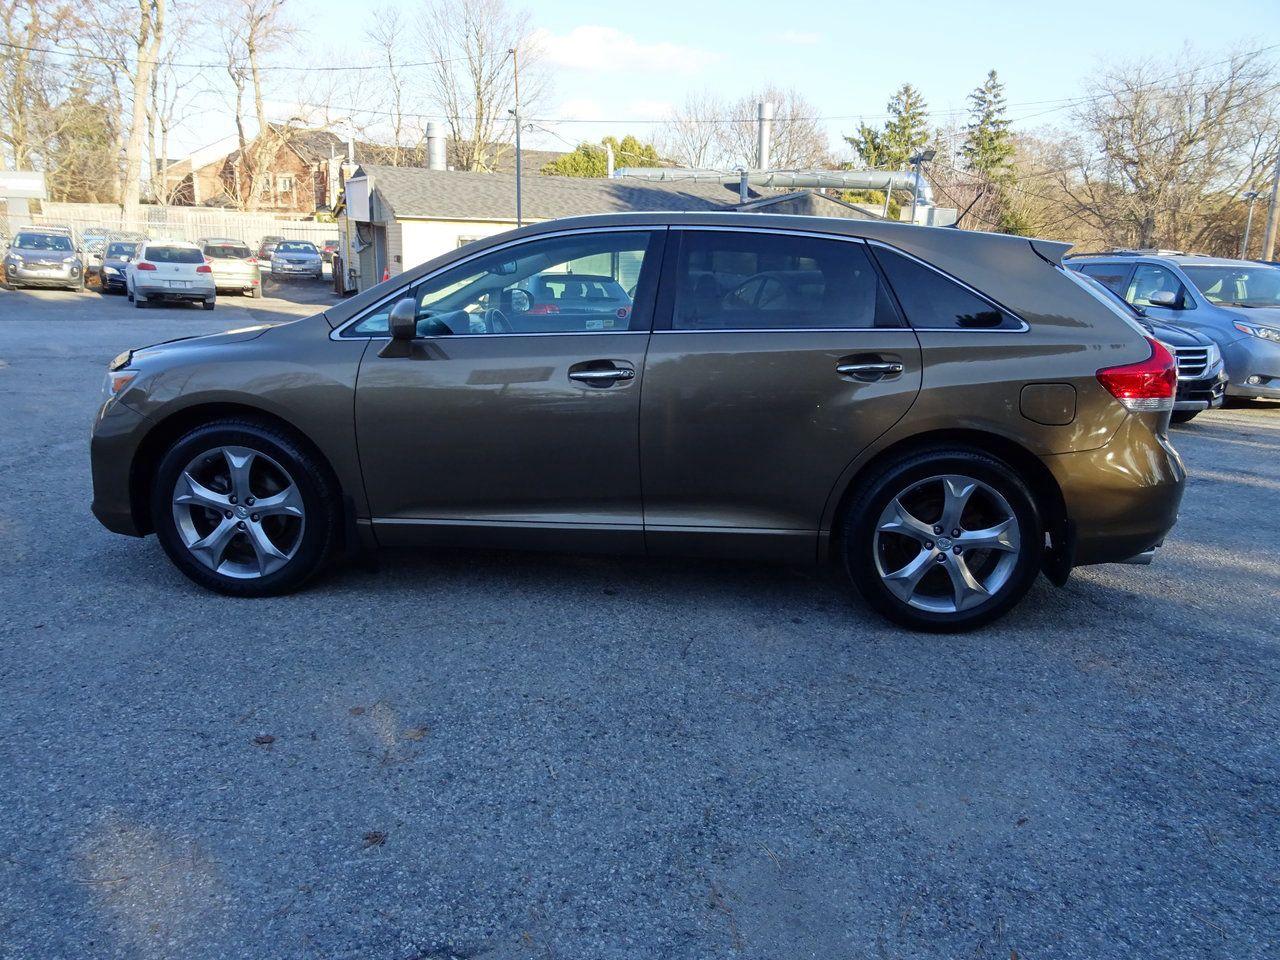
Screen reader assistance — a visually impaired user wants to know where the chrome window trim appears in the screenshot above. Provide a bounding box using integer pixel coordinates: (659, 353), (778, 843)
(329, 225), (663, 341)
(865, 239), (1030, 333)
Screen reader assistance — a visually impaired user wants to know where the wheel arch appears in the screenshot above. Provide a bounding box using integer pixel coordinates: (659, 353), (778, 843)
(128, 401), (345, 538)
(823, 428), (1070, 579)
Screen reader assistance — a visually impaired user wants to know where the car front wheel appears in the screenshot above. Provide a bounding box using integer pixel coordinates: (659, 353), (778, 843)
(842, 449), (1043, 632)
(152, 421), (340, 596)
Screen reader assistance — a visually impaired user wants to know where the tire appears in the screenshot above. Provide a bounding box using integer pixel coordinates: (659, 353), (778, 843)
(151, 420), (341, 596)
(1171, 410), (1199, 424)
(134, 293), (147, 308)
(127, 286), (134, 301)
(203, 299), (215, 310)
(841, 448), (1044, 632)
(250, 285), (263, 298)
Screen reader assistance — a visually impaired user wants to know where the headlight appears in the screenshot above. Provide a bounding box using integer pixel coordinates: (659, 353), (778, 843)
(62, 254), (76, 263)
(101, 370), (137, 403)
(1206, 342), (1221, 367)
(104, 266), (118, 275)
(1234, 321), (1280, 343)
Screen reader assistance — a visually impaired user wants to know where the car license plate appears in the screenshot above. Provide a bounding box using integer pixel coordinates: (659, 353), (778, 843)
(167, 280), (190, 288)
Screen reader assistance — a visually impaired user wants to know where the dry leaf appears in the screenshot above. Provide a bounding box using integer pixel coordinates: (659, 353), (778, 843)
(362, 830), (387, 848)
(252, 734), (275, 746)
(402, 726), (429, 741)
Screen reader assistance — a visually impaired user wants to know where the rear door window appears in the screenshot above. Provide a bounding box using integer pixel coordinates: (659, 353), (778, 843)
(668, 230), (902, 330)
(1075, 262), (1134, 295)
(871, 245), (1022, 330)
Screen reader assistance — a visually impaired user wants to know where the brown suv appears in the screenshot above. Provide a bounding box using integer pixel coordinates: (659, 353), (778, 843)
(90, 213), (1186, 630)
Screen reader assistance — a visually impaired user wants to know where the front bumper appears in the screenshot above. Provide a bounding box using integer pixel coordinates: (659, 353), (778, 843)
(100, 267), (128, 289)
(6, 262), (82, 286)
(90, 399), (152, 537)
(1174, 372), (1227, 411)
(1222, 335), (1280, 399)
(1046, 413), (1186, 567)
(271, 262), (323, 278)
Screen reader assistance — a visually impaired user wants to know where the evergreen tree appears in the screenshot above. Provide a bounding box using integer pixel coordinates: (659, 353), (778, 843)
(963, 70), (1014, 181)
(541, 135), (661, 177)
(881, 84), (930, 168)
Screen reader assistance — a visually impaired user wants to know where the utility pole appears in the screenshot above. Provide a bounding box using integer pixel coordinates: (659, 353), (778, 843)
(1261, 151), (1280, 262)
(509, 46), (522, 228)
(1240, 190), (1261, 259)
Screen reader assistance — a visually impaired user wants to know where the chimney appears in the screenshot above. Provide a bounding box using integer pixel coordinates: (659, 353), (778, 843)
(606, 142), (615, 178)
(427, 122), (446, 171)
(756, 101), (774, 171)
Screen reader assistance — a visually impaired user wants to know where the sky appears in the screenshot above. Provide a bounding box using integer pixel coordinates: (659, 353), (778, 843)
(166, 0), (1280, 159)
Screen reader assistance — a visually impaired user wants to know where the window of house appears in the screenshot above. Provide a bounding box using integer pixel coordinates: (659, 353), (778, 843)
(871, 245), (1022, 330)
(276, 175), (295, 193)
(670, 230), (902, 331)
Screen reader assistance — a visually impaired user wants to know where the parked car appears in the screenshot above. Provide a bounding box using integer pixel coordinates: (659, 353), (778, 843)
(198, 238), (262, 298)
(270, 240), (324, 280)
(2, 227), (85, 291)
(1067, 252), (1280, 403)
(81, 227), (111, 279)
(90, 213), (1186, 631)
(514, 272), (634, 329)
(320, 238), (340, 263)
(1073, 272), (1227, 422)
(256, 236), (286, 273)
(99, 240), (143, 294)
(125, 239), (216, 309)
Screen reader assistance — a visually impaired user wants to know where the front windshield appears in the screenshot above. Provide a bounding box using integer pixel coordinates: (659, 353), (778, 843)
(14, 233), (73, 252)
(106, 242), (139, 258)
(1182, 264), (1280, 307)
(277, 242), (317, 254)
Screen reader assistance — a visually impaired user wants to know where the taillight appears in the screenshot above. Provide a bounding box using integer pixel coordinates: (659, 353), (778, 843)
(135, 261), (156, 271)
(1096, 336), (1176, 412)
(196, 264), (212, 273)
(526, 303), (560, 315)
(247, 257), (257, 265)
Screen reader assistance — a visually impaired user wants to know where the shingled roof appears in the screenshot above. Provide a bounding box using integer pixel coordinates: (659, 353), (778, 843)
(350, 164), (764, 221)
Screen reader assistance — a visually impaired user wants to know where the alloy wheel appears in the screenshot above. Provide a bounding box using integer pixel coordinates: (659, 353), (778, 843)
(873, 474), (1021, 614)
(170, 445), (305, 579)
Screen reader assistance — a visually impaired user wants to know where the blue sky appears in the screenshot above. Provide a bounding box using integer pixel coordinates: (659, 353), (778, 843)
(180, 0), (1280, 156)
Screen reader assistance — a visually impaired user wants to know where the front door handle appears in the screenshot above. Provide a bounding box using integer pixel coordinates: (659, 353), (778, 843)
(569, 361), (636, 386)
(836, 361), (904, 379)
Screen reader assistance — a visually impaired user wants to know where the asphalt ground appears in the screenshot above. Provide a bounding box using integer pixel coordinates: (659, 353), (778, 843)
(1, 282), (1277, 959)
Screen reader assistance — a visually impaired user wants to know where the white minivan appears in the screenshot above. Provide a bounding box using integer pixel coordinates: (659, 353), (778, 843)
(126, 240), (217, 310)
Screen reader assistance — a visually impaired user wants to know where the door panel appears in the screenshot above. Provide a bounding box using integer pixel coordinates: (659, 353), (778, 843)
(640, 228), (922, 556)
(353, 228), (664, 553)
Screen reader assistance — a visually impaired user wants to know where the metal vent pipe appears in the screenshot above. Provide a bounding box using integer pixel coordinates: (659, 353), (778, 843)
(613, 166), (934, 206)
(426, 122), (447, 171)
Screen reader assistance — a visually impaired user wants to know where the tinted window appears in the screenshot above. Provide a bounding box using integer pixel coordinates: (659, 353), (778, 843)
(1126, 264), (1192, 309)
(14, 233), (73, 252)
(1075, 262), (1133, 295)
(204, 243), (252, 259)
(671, 230), (901, 330)
(872, 246), (1020, 330)
(346, 231), (658, 337)
(146, 246), (204, 264)
(106, 242), (139, 258)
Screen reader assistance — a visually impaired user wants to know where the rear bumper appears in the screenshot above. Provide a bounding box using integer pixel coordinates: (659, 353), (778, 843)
(90, 400), (152, 537)
(1046, 413), (1186, 567)
(135, 278), (215, 301)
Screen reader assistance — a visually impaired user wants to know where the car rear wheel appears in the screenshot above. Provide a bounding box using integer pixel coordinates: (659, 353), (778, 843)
(1171, 410), (1199, 424)
(203, 299), (215, 310)
(152, 421), (340, 596)
(842, 449), (1043, 632)
(134, 294), (147, 308)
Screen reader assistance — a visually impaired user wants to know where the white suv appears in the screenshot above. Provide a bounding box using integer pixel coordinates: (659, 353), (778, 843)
(126, 240), (217, 310)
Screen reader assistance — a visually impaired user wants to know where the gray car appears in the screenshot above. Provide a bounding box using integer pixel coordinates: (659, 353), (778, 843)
(1067, 252), (1280, 402)
(2, 228), (85, 291)
(270, 240), (323, 281)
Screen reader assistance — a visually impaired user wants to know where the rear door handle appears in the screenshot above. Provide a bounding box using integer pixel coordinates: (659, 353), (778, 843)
(569, 361), (636, 386)
(836, 361), (904, 379)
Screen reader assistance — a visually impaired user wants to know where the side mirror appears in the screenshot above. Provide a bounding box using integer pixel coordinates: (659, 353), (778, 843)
(389, 297), (417, 340)
(1147, 290), (1179, 309)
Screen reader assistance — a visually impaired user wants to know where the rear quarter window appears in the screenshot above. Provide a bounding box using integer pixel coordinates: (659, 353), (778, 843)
(872, 245), (1022, 330)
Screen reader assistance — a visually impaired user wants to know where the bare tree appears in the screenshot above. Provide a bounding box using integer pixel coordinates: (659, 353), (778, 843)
(657, 91), (722, 168)
(119, 0), (166, 222)
(364, 7), (424, 166)
(218, 0), (294, 210)
(715, 85), (831, 170)
(0, 0), (79, 170)
(1057, 48), (1280, 250)
(417, 0), (547, 172)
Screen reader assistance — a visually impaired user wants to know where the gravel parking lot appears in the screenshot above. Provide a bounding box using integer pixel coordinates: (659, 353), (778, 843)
(1, 284), (1277, 959)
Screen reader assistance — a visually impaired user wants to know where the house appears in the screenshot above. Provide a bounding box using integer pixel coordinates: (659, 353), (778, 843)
(337, 163), (882, 292)
(163, 127), (565, 217)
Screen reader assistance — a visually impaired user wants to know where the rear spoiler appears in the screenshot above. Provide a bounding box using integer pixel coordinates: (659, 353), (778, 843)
(1029, 238), (1072, 265)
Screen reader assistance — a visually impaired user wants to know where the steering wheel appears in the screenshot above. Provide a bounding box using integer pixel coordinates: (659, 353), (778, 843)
(483, 306), (512, 334)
